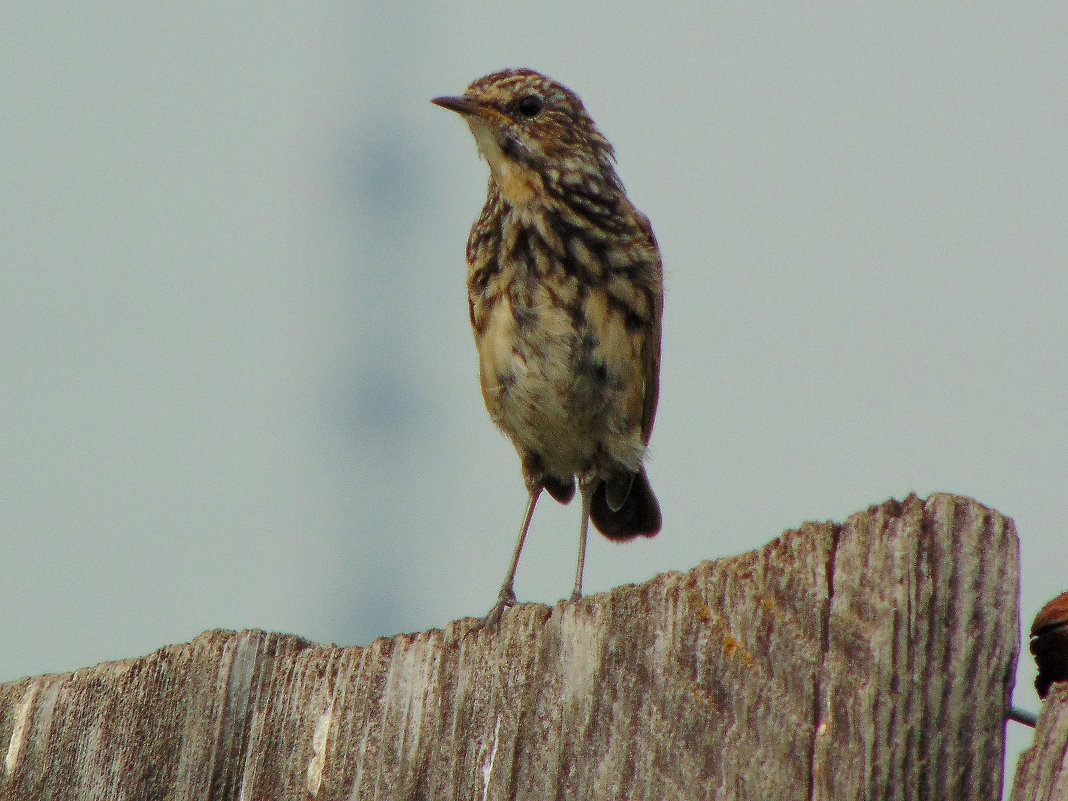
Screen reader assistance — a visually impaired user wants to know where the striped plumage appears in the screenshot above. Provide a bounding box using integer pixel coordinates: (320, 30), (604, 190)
(433, 69), (663, 623)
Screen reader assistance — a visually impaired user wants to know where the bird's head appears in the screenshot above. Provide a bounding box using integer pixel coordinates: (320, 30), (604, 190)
(433, 69), (619, 205)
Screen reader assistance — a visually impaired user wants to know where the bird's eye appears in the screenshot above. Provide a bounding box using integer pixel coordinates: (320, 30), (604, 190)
(518, 95), (543, 117)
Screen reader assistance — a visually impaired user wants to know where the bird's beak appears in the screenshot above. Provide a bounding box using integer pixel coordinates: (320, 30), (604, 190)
(431, 95), (477, 116)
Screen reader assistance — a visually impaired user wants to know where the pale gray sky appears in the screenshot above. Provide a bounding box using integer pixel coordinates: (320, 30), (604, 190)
(2, 3), (1064, 782)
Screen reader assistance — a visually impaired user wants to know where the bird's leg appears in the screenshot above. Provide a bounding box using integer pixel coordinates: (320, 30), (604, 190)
(482, 488), (541, 626)
(570, 478), (596, 602)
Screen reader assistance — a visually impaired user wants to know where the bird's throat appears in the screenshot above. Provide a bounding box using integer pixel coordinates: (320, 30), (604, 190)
(468, 120), (539, 206)
(491, 159), (538, 206)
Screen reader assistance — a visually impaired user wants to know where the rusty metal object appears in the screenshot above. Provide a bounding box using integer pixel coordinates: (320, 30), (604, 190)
(1031, 591), (1068, 698)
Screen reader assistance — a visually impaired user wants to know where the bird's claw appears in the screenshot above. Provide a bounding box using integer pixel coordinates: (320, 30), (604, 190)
(478, 588), (517, 628)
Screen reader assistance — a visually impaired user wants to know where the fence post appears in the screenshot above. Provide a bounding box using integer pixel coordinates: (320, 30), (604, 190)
(0, 493), (1020, 800)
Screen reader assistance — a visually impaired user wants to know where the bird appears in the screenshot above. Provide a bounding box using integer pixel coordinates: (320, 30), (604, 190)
(432, 69), (663, 625)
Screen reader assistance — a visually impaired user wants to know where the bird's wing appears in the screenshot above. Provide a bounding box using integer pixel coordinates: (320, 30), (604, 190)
(636, 212), (663, 446)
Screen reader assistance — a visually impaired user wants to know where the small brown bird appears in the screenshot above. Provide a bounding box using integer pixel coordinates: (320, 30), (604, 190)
(433, 69), (663, 624)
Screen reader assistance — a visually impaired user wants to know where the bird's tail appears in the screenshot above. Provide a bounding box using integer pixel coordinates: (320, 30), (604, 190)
(590, 467), (661, 540)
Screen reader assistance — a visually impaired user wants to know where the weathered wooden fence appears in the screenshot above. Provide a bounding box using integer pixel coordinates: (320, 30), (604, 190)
(0, 494), (1037, 799)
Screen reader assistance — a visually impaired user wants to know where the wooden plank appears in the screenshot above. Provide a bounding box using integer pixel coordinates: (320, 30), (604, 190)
(0, 494), (1019, 800)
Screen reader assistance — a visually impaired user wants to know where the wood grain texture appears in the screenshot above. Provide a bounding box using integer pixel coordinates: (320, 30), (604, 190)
(0, 493), (1019, 801)
(1010, 684), (1068, 801)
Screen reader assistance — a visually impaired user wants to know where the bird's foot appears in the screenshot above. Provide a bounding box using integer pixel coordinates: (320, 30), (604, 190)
(478, 587), (517, 628)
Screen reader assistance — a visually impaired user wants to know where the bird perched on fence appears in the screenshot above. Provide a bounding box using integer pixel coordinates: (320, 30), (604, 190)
(432, 69), (663, 625)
